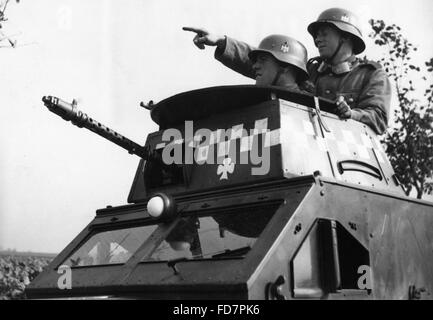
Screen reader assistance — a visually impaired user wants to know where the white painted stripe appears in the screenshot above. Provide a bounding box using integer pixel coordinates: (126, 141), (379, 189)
(210, 129), (223, 145)
(196, 145), (210, 162)
(263, 131), (271, 148)
(254, 118), (268, 130)
(264, 129), (281, 147)
(174, 139), (184, 145)
(240, 136), (250, 152)
(217, 140), (231, 157)
(188, 134), (203, 148)
(230, 124), (245, 140)
(253, 118), (268, 135)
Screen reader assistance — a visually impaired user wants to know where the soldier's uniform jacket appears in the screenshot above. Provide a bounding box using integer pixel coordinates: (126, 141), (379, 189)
(307, 56), (391, 134)
(214, 36), (309, 94)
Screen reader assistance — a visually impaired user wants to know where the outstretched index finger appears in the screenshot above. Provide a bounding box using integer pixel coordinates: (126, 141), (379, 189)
(182, 26), (206, 35)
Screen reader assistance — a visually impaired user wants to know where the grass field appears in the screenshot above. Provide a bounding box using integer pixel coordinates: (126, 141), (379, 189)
(0, 252), (54, 300)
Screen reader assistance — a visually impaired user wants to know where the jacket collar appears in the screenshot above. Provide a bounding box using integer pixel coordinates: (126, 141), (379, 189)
(317, 55), (358, 75)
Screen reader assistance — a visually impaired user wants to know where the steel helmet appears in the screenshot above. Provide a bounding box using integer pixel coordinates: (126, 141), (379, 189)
(248, 34), (309, 81)
(307, 8), (366, 54)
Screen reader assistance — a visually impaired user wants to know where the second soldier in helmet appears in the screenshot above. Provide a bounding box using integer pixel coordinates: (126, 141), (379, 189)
(306, 8), (391, 134)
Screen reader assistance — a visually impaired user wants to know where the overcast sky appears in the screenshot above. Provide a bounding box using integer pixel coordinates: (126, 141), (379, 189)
(1, 0), (432, 253)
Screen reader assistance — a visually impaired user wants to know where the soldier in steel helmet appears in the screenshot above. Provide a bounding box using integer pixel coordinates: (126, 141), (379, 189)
(307, 7), (391, 134)
(248, 35), (309, 91)
(183, 27), (311, 93)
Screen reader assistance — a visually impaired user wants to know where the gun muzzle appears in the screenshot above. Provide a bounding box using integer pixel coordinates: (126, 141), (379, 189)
(42, 96), (83, 124)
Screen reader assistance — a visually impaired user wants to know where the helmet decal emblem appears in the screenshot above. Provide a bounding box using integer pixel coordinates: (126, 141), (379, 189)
(217, 157), (235, 180)
(281, 42), (290, 53)
(341, 15), (350, 22)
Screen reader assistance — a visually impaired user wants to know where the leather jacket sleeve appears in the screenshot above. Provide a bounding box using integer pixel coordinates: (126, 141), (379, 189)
(214, 36), (256, 80)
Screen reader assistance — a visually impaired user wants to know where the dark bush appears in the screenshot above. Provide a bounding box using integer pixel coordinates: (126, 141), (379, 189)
(0, 255), (52, 300)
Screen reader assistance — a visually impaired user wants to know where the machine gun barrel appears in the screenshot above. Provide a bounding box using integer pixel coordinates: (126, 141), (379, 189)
(42, 96), (150, 159)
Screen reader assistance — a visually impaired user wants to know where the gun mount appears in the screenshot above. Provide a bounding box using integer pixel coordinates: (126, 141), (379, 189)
(28, 86), (433, 300)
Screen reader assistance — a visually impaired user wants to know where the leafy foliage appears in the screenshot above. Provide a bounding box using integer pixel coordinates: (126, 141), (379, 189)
(369, 20), (433, 199)
(0, 255), (52, 300)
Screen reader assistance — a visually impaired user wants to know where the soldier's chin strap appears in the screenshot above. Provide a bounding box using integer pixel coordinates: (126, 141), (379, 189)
(327, 38), (344, 65)
(317, 39), (344, 73)
(317, 38), (353, 75)
(271, 69), (285, 86)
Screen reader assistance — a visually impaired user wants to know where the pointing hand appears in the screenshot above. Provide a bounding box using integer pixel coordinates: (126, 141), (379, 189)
(182, 26), (225, 50)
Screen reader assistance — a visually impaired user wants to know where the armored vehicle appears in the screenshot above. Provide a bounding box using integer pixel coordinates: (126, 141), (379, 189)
(26, 86), (433, 300)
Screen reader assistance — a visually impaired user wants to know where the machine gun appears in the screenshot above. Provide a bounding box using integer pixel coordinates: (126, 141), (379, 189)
(42, 96), (152, 159)
(42, 96), (184, 189)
